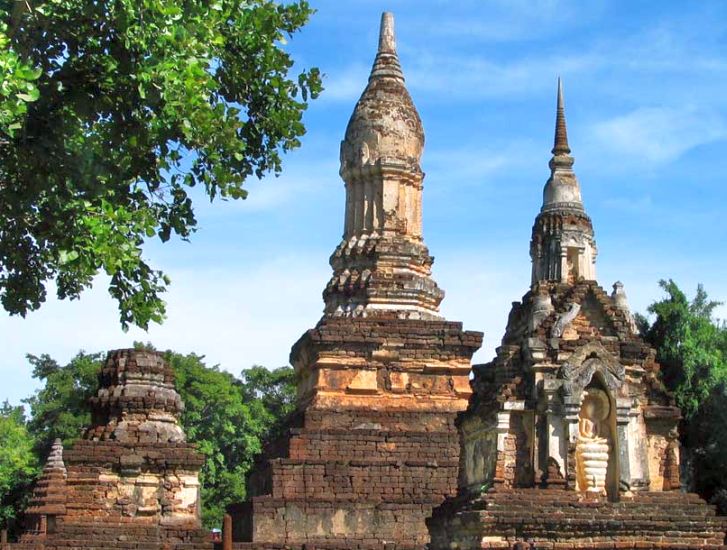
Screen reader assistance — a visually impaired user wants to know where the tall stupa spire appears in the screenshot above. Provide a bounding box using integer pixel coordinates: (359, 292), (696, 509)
(543, 78), (582, 212)
(530, 79), (597, 285)
(552, 77), (570, 155)
(325, 12), (443, 319)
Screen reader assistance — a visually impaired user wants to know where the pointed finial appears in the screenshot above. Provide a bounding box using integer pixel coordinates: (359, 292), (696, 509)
(552, 77), (571, 155)
(369, 12), (404, 82)
(378, 12), (396, 53)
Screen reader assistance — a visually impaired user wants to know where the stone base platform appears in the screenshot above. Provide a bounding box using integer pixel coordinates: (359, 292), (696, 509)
(18, 522), (212, 550)
(232, 542), (419, 550)
(427, 488), (727, 549)
(228, 315), (482, 549)
(231, 496), (437, 548)
(229, 408), (465, 548)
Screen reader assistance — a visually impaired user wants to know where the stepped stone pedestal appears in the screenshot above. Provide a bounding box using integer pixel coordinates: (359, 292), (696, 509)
(229, 318), (482, 548)
(429, 488), (727, 549)
(17, 349), (212, 550)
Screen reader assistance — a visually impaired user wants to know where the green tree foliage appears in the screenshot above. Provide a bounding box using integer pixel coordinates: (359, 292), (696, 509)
(639, 280), (727, 512)
(0, 402), (38, 532)
(165, 351), (295, 526)
(0, 0), (322, 329)
(23, 352), (104, 457)
(240, 364), (296, 439)
(19, 347), (296, 528)
(641, 280), (726, 418)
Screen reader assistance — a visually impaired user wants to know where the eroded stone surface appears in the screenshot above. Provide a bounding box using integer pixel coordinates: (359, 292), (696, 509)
(324, 12), (443, 321)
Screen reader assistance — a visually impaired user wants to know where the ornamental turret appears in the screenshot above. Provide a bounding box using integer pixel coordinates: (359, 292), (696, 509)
(21, 439), (67, 539)
(324, 12), (443, 319)
(530, 79), (597, 285)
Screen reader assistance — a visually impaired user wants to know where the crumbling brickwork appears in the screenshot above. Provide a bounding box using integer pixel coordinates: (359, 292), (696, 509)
(16, 349), (211, 550)
(230, 319), (481, 548)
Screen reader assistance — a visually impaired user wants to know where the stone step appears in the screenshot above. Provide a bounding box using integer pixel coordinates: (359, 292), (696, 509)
(230, 496), (437, 546)
(428, 490), (727, 549)
(233, 542), (421, 550)
(232, 542), (421, 550)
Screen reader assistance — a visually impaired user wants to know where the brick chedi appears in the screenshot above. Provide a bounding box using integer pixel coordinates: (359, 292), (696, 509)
(428, 81), (727, 549)
(19, 439), (67, 543)
(17, 349), (210, 550)
(228, 12), (482, 549)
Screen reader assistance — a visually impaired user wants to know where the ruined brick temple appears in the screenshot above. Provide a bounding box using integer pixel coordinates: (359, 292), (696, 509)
(17, 349), (210, 550)
(426, 81), (727, 548)
(228, 12), (482, 548)
(14, 11), (727, 550)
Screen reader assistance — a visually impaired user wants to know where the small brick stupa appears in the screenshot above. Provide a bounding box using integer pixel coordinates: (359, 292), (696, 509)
(228, 12), (482, 549)
(17, 349), (210, 550)
(427, 81), (727, 549)
(19, 439), (67, 543)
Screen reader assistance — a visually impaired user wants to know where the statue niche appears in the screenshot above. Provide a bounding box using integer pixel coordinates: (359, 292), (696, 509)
(576, 387), (611, 496)
(557, 349), (624, 501)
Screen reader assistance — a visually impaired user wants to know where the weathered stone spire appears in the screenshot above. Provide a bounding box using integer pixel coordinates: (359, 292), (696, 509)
(530, 79), (597, 284)
(371, 12), (404, 82)
(612, 281), (639, 334)
(45, 438), (66, 473)
(552, 77), (570, 155)
(325, 12), (443, 319)
(542, 78), (583, 213)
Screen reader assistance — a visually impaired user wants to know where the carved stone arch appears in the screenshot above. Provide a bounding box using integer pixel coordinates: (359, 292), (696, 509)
(559, 342), (625, 398)
(561, 343), (624, 501)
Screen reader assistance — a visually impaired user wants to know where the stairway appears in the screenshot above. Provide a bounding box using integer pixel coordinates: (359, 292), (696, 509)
(428, 488), (727, 549)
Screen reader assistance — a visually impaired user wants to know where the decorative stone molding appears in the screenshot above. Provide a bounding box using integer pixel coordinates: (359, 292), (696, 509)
(558, 343), (625, 396)
(551, 302), (580, 337)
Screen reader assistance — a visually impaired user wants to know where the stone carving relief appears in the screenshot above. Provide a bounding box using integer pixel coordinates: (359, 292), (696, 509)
(558, 344), (625, 396)
(551, 303), (580, 338)
(529, 293), (554, 332)
(576, 388), (611, 495)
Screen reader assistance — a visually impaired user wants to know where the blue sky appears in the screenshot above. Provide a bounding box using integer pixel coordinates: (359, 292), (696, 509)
(2, 0), (726, 407)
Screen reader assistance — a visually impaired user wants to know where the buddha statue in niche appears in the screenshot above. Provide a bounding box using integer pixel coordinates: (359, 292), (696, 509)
(576, 388), (611, 495)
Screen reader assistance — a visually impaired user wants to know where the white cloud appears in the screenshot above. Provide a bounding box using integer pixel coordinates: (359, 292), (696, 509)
(590, 106), (727, 164)
(0, 255), (331, 407)
(434, 250), (530, 363)
(319, 64), (369, 103)
(190, 154), (340, 218)
(404, 52), (600, 101)
(424, 139), (542, 185)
